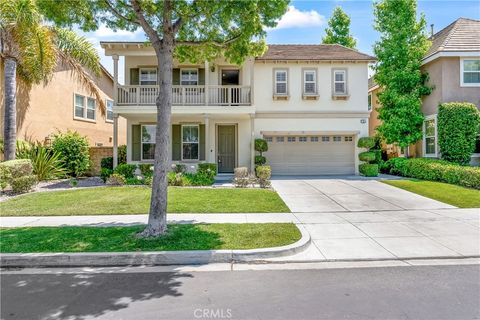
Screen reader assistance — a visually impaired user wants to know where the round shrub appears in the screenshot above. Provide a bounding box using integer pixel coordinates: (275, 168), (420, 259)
(256, 165), (271, 188)
(359, 151), (376, 162)
(255, 138), (268, 153)
(0, 159), (33, 178)
(255, 155), (266, 166)
(100, 168), (113, 182)
(10, 175), (37, 193)
(198, 163), (217, 176)
(101, 157), (113, 170)
(138, 164), (154, 177)
(106, 173), (126, 186)
(113, 163), (137, 179)
(51, 131), (90, 177)
(357, 137), (375, 149)
(118, 145), (127, 164)
(359, 163), (379, 177)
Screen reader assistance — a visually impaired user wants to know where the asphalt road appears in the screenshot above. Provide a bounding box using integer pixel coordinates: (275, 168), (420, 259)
(1, 264), (479, 320)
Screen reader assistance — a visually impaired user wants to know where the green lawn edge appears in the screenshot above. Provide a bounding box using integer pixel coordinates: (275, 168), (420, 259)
(0, 186), (290, 216)
(0, 223), (301, 252)
(382, 179), (480, 208)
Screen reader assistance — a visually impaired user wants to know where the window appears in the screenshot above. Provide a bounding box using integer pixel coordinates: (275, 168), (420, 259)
(474, 130), (480, 154)
(299, 136), (307, 142)
(333, 136), (342, 142)
(276, 136), (284, 143)
(274, 69), (288, 95)
(423, 116), (437, 156)
(333, 70), (347, 95)
(181, 69), (198, 85)
(322, 136), (330, 142)
(287, 136), (296, 142)
(182, 125), (199, 160)
(141, 125), (156, 160)
(368, 94), (372, 111)
(264, 136), (273, 142)
(345, 136), (353, 142)
(140, 68), (157, 85)
(461, 59), (480, 86)
(310, 136), (319, 142)
(74, 94), (95, 121)
(106, 99), (113, 122)
(303, 69), (317, 95)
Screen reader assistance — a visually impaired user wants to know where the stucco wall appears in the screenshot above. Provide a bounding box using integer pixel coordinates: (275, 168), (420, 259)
(368, 87), (381, 136)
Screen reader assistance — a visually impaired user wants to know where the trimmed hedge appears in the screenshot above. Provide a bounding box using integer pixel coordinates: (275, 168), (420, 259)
(383, 157), (480, 189)
(359, 163), (379, 177)
(357, 137), (375, 149)
(437, 102), (480, 165)
(359, 151), (376, 162)
(0, 159), (37, 193)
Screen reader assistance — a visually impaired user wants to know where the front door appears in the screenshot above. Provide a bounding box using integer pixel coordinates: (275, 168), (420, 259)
(217, 125), (236, 173)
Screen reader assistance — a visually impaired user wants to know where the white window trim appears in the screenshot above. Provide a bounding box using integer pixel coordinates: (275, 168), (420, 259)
(139, 67), (158, 86)
(180, 68), (199, 86)
(273, 69), (289, 96)
(73, 93), (96, 123)
(106, 99), (114, 123)
(181, 124), (200, 161)
(333, 69), (348, 95)
(302, 69), (317, 95)
(460, 57), (480, 87)
(141, 124), (156, 162)
(423, 114), (438, 157)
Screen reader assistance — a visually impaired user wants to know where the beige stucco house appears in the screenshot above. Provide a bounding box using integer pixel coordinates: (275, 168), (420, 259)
(369, 18), (480, 164)
(0, 61), (126, 147)
(102, 42), (374, 175)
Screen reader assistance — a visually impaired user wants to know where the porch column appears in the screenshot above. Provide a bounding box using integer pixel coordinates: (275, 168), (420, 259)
(204, 115), (211, 162)
(113, 114), (119, 168)
(204, 60), (209, 105)
(112, 54), (119, 104)
(250, 114), (255, 172)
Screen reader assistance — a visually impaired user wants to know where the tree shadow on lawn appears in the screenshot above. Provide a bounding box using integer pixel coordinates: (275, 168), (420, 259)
(1, 270), (193, 319)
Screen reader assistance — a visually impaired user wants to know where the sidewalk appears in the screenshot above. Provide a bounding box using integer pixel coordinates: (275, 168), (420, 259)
(1, 208), (478, 262)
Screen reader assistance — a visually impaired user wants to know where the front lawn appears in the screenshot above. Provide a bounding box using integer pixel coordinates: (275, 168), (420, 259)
(0, 187), (290, 216)
(382, 180), (480, 208)
(0, 223), (301, 252)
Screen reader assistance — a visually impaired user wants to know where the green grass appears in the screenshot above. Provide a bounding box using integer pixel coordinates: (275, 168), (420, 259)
(0, 186), (290, 216)
(382, 179), (480, 208)
(0, 223), (301, 252)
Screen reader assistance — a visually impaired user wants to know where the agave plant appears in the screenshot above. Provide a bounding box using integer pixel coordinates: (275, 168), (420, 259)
(28, 145), (66, 181)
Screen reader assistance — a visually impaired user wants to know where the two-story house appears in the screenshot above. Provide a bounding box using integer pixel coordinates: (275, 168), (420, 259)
(102, 42), (374, 175)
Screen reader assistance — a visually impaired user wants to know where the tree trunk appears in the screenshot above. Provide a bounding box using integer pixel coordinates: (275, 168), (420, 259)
(3, 58), (17, 160)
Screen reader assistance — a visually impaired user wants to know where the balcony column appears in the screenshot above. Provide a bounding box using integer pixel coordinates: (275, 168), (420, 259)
(204, 60), (209, 105)
(204, 115), (211, 163)
(249, 58), (254, 105)
(250, 114), (255, 172)
(113, 114), (119, 168)
(112, 54), (119, 104)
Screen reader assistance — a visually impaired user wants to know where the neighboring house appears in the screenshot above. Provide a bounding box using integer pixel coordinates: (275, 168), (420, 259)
(0, 61), (127, 147)
(102, 42), (374, 175)
(369, 18), (480, 164)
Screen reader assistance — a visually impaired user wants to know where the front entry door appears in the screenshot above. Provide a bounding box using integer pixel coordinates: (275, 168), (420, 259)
(217, 125), (236, 173)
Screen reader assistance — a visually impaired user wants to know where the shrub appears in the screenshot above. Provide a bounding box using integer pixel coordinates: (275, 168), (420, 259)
(167, 172), (190, 186)
(382, 157), (408, 175)
(0, 166), (9, 190)
(101, 157), (113, 170)
(10, 175), (37, 193)
(233, 167), (250, 188)
(198, 163), (217, 176)
(106, 173), (126, 186)
(256, 165), (271, 188)
(254, 155), (266, 166)
(184, 171), (215, 186)
(255, 139), (268, 154)
(69, 178), (78, 188)
(358, 151), (376, 162)
(126, 177), (144, 185)
(100, 168), (113, 182)
(385, 157), (480, 189)
(172, 163), (186, 174)
(359, 164), (379, 177)
(0, 159), (33, 178)
(118, 145), (127, 164)
(51, 131), (90, 177)
(437, 102), (480, 165)
(357, 137), (375, 149)
(144, 175), (153, 186)
(28, 146), (66, 181)
(138, 164), (154, 177)
(113, 163), (137, 179)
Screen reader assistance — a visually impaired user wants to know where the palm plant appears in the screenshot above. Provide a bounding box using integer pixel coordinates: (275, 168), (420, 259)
(0, 0), (104, 160)
(28, 145), (66, 181)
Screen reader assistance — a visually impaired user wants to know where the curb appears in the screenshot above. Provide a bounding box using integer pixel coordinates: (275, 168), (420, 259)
(0, 226), (311, 267)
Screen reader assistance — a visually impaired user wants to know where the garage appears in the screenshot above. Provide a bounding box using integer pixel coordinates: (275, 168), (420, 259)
(263, 135), (356, 175)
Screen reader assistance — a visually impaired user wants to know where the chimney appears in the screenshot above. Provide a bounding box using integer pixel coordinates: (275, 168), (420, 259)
(430, 24), (434, 38)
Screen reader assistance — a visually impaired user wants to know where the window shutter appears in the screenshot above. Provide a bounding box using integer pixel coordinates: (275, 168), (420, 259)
(199, 124), (206, 160)
(198, 68), (205, 85)
(172, 68), (180, 85)
(130, 68), (139, 85)
(172, 124), (181, 160)
(132, 125), (141, 161)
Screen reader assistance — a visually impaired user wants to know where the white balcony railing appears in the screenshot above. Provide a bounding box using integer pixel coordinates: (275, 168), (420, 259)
(117, 85), (251, 106)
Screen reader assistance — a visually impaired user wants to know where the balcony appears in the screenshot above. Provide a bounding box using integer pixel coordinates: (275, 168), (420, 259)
(117, 85), (252, 106)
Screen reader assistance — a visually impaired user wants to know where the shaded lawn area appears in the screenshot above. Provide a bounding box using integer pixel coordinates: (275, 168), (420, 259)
(0, 223), (301, 252)
(0, 186), (290, 216)
(382, 180), (480, 208)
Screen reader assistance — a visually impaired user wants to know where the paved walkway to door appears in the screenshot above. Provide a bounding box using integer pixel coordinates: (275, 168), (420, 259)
(271, 176), (455, 213)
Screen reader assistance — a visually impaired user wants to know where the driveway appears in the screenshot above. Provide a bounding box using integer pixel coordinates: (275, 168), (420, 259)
(271, 176), (455, 213)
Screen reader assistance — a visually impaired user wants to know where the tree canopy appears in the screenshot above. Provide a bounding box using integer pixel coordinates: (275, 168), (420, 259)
(322, 6), (356, 49)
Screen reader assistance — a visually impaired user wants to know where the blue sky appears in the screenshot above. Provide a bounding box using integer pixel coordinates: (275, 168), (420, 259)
(80, 0), (480, 83)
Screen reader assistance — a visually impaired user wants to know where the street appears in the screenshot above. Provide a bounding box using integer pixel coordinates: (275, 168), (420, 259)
(1, 263), (479, 320)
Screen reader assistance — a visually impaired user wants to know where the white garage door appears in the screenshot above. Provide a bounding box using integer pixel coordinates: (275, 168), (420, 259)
(264, 135), (355, 175)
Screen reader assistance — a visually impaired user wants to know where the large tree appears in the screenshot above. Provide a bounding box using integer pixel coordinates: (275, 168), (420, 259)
(0, 0), (104, 160)
(40, 0), (289, 237)
(373, 0), (432, 153)
(322, 6), (356, 49)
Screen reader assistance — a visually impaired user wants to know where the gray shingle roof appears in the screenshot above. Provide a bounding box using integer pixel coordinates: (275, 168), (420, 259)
(256, 44), (376, 61)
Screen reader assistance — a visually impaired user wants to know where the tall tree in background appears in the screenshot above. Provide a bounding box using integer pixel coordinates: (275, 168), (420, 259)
(0, 0), (104, 160)
(373, 0), (432, 154)
(39, 0), (289, 237)
(322, 6), (356, 48)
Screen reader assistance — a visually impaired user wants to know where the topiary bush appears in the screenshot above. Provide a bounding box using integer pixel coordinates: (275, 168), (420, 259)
(113, 163), (137, 179)
(255, 138), (269, 166)
(358, 151), (376, 162)
(357, 137), (375, 149)
(255, 155), (266, 166)
(437, 102), (480, 165)
(256, 165), (272, 188)
(51, 131), (90, 177)
(357, 136), (378, 177)
(359, 164), (379, 177)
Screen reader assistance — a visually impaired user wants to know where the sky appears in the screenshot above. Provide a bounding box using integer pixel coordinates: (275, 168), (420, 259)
(78, 0), (480, 84)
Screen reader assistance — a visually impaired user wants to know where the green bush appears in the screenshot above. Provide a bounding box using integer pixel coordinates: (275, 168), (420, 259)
(0, 159), (33, 178)
(10, 175), (37, 193)
(106, 173), (126, 186)
(438, 102), (480, 165)
(0, 166), (9, 190)
(384, 157), (480, 189)
(357, 137), (375, 149)
(255, 139), (268, 153)
(198, 163), (217, 175)
(101, 157), (113, 170)
(359, 151), (376, 162)
(126, 177), (144, 185)
(172, 163), (186, 174)
(144, 175), (153, 187)
(184, 171), (215, 186)
(256, 165), (271, 188)
(28, 146), (66, 181)
(359, 164), (379, 177)
(113, 163), (137, 179)
(118, 145), (127, 164)
(0, 159), (36, 193)
(100, 168), (113, 182)
(138, 164), (154, 177)
(51, 131), (90, 177)
(255, 155), (266, 166)
(167, 172), (190, 186)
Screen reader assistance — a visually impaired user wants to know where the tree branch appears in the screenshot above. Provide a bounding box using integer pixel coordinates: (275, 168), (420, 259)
(130, 0), (162, 48)
(104, 0), (140, 26)
(176, 34), (242, 47)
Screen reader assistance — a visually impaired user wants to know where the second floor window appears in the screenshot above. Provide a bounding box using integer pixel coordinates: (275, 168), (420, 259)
(303, 70), (317, 95)
(106, 99), (113, 122)
(333, 70), (347, 95)
(461, 59), (480, 86)
(74, 94), (95, 121)
(182, 125), (199, 160)
(140, 68), (157, 85)
(181, 69), (198, 85)
(274, 69), (288, 95)
(424, 116), (437, 156)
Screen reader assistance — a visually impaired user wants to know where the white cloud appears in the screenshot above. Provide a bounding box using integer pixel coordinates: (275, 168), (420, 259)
(93, 25), (144, 38)
(272, 6), (325, 30)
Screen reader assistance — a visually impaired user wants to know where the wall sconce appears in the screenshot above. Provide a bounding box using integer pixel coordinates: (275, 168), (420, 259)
(360, 119), (367, 124)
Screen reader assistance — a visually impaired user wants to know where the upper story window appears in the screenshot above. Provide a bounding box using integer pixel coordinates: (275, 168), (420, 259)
(333, 70), (347, 95)
(461, 58), (480, 87)
(423, 115), (437, 157)
(274, 69), (288, 95)
(303, 69), (317, 95)
(106, 99), (113, 122)
(74, 94), (95, 121)
(140, 68), (157, 85)
(181, 69), (198, 86)
(141, 125), (156, 160)
(182, 125), (199, 160)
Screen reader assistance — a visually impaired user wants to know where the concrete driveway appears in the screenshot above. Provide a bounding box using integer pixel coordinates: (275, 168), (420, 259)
(271, 176), (455, 213)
